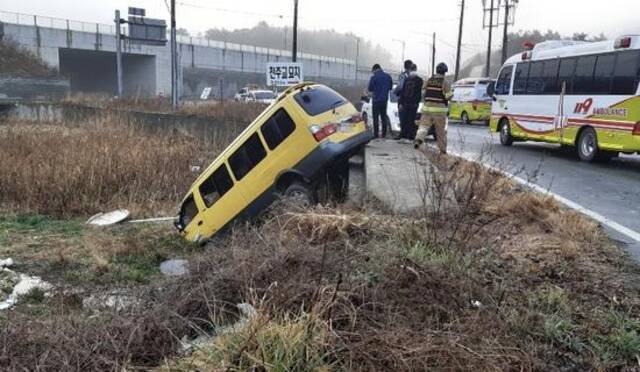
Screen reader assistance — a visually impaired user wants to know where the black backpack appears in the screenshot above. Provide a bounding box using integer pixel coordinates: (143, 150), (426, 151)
(401, 75), (423, 105)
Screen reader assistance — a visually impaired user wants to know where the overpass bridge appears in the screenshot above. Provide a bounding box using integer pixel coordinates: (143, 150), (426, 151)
(0, 11), (371, 98)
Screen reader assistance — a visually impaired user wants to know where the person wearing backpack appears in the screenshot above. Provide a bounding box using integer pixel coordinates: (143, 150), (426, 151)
(397, 64), (423, 142)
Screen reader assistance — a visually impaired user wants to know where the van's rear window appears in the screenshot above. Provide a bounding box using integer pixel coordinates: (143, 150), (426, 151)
(294, 86), (347, 116)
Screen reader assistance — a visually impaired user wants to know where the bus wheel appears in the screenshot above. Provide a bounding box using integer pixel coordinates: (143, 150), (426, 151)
(461, 111), (470, 125)
(577, 127), (600, 162)
(284, 182), (316, 205)
(499, 119), (514, 146)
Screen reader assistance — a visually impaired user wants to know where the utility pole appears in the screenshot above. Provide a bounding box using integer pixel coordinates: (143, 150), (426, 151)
(454, 0), (465, 81)
(114, 10), (123, 98)
(431, 32), (436, 75)
(292, 0), (298, 62)
(484, 0), (496, 77)
(170, 0), (178, 110)
(501, 0), (518, 64)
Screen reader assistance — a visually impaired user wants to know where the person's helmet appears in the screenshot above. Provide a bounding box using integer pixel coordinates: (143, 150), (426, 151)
(436, 63), (448, 75)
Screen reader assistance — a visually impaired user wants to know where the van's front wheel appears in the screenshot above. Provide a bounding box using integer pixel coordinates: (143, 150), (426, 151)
(499, 119), (514, 146)
(461, 111), (470, 125)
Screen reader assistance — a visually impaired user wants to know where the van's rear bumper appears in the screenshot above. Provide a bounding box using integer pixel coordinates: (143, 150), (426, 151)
(296, 129), (375, 180)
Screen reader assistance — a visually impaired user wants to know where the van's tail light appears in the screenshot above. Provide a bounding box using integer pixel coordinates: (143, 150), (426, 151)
(633, 122), (640, 136)
(615, 36), (632, 49)
(349, 114), (363, 123)
(309, 123), (337, 142)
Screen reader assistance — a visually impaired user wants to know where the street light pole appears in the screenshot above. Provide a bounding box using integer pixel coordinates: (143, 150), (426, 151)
(501, 0), (510, 64)
(354, 37), (360, 83)
(393, 39), (406, 63)
(431, 32), (436, 75)
(292, 0), (298, 62)
(485, 0), (495, 77)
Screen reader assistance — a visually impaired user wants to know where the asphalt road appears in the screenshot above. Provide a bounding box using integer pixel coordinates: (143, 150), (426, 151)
(444, 121), (640, 259)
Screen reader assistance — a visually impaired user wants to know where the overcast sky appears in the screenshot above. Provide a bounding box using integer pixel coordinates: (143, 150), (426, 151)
(2, 0), (639, 72)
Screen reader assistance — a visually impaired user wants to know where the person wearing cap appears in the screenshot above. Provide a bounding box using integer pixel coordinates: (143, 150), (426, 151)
(367, 64), (393, 139)
(415, 62), (452, 154)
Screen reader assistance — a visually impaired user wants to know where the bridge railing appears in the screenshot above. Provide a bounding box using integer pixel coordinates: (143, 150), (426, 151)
(0, 10), (354, 65)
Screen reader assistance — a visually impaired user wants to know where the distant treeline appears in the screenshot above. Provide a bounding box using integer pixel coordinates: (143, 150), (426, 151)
(459, 30), (608, 79)
(178, 22), (394, 69)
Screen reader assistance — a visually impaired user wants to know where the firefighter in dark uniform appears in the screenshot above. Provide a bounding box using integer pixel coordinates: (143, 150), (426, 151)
(414, 62), (453, 154)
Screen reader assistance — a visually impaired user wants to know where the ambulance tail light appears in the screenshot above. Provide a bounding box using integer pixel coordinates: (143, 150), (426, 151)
(615, 37), (632, 49)
(632, 122), (640, 136)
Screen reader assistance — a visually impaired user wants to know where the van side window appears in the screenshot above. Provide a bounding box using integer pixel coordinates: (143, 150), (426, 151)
(495, 65), (513, 95)
(526, 61), (545, 95)
(513, 63), (529, 95)
(593, 54), (616, 94)
(260, 108), (296, 150)
(557, 58), (577, 94)
(199, 164), (234, 207)
(572, 56), (597, 94)
(612, 50), (640, 95)
(541, 59), (560, 94)
(179, 194), (199, 228)
(229, 133), (267, 181)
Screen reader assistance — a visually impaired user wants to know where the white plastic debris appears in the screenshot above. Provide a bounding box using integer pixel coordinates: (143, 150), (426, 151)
(471, 300), (483, 309)
(160, 259), (189, 277)
(86, 209), (130, 227)
(0, 258), (13, 268)
(0, 274), (52, 310)
(190, 165), (202, 173)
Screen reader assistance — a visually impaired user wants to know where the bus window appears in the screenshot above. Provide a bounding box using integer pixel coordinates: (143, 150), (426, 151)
(541, 59), (560, 95)
(526, 61), (544, 95)
(495, 65), (513, 95)
(513, 63), (529, 95)
(229, 133), (267, 181)
(612, 50), (640, 95)
(260, 108), (296, 150)
(558, 58), (577, 94)
(199, 164), (234, 208)
(593, 54), (616, 94)
(572, 56), (597, 94)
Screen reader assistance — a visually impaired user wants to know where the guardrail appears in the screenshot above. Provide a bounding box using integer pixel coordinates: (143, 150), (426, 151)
(0, 10), (354, 65)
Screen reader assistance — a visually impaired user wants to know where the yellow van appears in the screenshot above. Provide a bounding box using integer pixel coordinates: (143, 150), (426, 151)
(449, 78), (494, 125)
(175, 83), (373, 243)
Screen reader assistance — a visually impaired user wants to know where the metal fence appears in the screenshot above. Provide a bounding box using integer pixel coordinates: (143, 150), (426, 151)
(0, 10), (354, 65)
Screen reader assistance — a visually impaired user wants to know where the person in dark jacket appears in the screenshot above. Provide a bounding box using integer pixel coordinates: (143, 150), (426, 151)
(397, 63), (423, 141)
(367, 64), (393, 138)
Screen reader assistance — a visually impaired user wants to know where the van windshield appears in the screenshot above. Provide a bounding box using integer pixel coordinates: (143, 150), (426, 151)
(294, 86), (347, 116)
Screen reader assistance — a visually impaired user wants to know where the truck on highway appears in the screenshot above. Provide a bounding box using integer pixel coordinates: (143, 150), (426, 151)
(175, 83), (373, 243)
(488, 36), (640, 162)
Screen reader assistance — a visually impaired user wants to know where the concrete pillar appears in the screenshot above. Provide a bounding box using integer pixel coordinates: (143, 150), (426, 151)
(34, 15), (41, 59)
(94, 23), (102, 50)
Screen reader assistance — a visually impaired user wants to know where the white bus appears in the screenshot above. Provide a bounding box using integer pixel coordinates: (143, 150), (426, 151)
(489, 36), (640, 162)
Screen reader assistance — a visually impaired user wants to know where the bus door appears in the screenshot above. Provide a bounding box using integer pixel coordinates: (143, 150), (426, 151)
(554, 82), (568, 143)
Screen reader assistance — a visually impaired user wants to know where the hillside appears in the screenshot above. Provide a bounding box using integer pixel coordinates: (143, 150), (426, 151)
(0, 39), (57, 77)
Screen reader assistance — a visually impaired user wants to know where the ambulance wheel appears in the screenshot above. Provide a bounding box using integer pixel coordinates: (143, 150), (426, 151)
(284, 182), (316, 205)
(461, 111), (470, 125)
(499, 119), (513, 146)
(577, 127), (601, 162)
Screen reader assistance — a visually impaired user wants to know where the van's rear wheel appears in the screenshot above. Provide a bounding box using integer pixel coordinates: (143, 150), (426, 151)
(499, 119), (514, 146)
(284, 182), (315, 205)
(461, 111), (470, 125)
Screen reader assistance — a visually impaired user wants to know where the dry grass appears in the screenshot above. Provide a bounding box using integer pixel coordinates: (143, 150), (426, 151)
(0, 115), (233, 217)
(1, 128), (639, 370)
